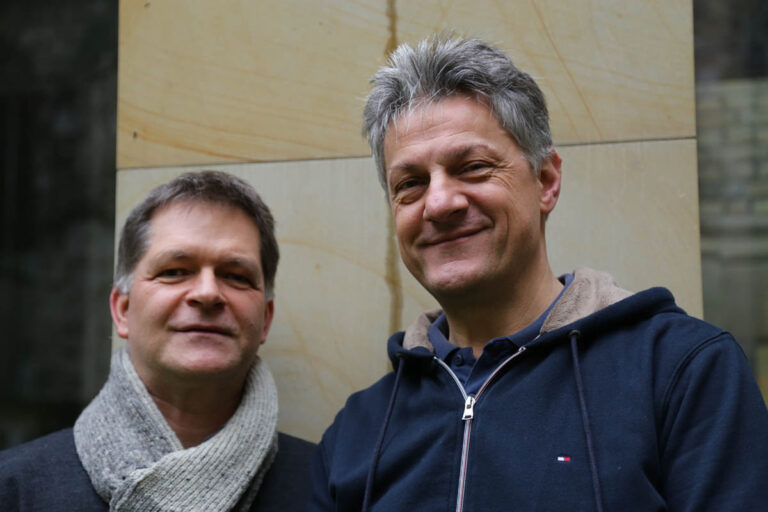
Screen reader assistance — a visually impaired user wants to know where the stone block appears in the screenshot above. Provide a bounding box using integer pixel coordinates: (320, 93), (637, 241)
(117, 0), (696, 169)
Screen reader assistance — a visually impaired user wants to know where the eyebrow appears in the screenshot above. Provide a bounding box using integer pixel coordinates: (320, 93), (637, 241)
(149, 251), (193, 265)
(219, 257), (261, 276)
(443, 143), (500, 162)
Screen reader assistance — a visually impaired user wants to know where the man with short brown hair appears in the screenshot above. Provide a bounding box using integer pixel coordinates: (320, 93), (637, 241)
(1, 170), (313, 511)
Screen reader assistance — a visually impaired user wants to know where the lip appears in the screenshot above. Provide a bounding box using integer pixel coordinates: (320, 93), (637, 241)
(419, 227), (485, 247)
(172, 324), (234, 336)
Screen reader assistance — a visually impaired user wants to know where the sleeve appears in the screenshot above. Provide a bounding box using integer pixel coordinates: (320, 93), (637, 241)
(304, 439), (337, 511)
(659, 332), (768, 511)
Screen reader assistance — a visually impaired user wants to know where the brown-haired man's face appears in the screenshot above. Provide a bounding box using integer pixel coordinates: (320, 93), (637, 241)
(110, 201), (273, 387)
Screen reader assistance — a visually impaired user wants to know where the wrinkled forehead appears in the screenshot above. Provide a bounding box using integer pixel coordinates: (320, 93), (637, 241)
(142, 199), (262, 256)
(383, 95), (502, 157)
(383, 95), (508, 159)
(150, 198), (260, 236)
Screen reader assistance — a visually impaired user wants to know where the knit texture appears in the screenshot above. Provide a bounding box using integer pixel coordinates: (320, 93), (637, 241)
(74, 347), (278, 512)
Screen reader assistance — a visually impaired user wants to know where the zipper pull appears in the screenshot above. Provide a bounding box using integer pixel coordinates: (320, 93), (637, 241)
(462, 396), (476, 421)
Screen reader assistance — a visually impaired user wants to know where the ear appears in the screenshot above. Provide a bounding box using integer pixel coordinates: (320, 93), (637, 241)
(259, 299), (275, 345)
(539, 149), (562, 215)
(110, 287), (131, 339)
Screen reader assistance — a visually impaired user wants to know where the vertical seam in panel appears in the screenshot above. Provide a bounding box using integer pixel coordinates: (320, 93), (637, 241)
(384, 0), (402, 335)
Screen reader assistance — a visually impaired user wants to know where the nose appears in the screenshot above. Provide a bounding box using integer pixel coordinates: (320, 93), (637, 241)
(423, 173), (469, 223)
(187, 268), (224, 309)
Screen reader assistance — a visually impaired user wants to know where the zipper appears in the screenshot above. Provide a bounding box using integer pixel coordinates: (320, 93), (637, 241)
(462, 396), (475, 420)
(434, 345), (527, 512)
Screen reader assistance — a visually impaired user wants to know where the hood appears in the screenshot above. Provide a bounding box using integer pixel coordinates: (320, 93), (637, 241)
(388, 267), (680, 362)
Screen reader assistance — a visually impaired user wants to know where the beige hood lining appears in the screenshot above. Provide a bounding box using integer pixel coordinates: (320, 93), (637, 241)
(402, 267), (632, 352)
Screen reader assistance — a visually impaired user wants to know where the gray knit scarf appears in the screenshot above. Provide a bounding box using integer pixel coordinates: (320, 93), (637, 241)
(74, 347), (278, 512)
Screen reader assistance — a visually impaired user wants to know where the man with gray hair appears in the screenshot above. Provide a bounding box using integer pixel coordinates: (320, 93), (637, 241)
(1, 170), (313, 511)
(308, 35), (768, 511)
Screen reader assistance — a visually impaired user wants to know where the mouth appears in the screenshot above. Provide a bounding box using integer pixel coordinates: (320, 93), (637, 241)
(173, 325), (234, 336)
(421, 227), (485, 247)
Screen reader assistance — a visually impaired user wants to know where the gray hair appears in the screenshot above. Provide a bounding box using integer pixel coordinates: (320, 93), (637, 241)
(114, 170), (279, 299)
(363, 34), (553, 189)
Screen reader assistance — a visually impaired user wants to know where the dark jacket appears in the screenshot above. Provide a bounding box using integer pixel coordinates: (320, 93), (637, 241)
(308, 269), (768, 511)
(0, 428), (314, 511)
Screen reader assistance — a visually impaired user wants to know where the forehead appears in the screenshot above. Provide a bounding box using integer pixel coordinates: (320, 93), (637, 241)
(142, 200), (262, 260)
(383, 96), (516, 167)
(391, 95), (497, 133)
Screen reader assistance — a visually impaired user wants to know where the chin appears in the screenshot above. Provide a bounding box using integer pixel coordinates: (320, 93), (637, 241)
(168, 353), (243, 378)
(424, 277), (482, 301)
(421, 263), (485, 292)
(423, 270), (505, 305)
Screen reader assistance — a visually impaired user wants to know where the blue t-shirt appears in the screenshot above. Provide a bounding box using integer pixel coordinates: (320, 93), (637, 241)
(428, 273), (574, 395)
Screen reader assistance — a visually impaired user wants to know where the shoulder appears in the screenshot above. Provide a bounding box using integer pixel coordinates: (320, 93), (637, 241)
(652, 322), (754, 405)
(314, 363), (430, 477)
(0, 428), (84, 476)
(628, 308), (767, 427)
(250, 432), (316, 511)
(275, 431), (315, 461)
(634, 302), (741, 382)
(1, 428), (73, 463)
(576, 288), (755, 404)
(321, 371), (400, 444)
(617, 294), (744, 385)
(583, 286), (730, 363)
(0, 428), (107, 511)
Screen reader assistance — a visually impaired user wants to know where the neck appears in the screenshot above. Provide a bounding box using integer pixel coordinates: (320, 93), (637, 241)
(144, 373), (247, 448)
(440, 260), (562, 358)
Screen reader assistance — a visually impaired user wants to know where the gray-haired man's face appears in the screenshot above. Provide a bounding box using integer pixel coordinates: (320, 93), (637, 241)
(383, 95), (561, 302)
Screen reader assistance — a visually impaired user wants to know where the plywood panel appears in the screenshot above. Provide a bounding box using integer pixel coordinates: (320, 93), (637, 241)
(117, 0), (694, 169)
(115, 140), (701, 440)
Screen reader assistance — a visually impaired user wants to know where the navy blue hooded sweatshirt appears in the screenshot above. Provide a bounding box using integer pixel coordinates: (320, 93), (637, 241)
(308, 268), (768, 511)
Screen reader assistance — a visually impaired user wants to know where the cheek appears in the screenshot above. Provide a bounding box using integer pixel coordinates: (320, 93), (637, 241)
(483, 179), (538, 220)
(487, 169), (536, 195)
(395, 221), (420, 265)
(232, 296), (266, 327)
(392, 207), (419, 239)
(129, 291), (180, 330)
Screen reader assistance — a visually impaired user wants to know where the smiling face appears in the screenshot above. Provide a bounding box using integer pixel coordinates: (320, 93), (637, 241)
(384, 95), (561, 304)
(110, 200), (274, 386)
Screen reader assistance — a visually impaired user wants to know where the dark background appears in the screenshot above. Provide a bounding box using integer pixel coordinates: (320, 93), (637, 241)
(1, 0), (116, 448)
(1, 0), (766, 449)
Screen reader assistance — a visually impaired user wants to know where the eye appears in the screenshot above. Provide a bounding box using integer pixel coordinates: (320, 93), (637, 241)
(396, 178), (421, 191)
(157, 268), (188, 278)
(462, 162), (491, 174)
(391, 176), (427, 202)
(224, 272), (255, 288)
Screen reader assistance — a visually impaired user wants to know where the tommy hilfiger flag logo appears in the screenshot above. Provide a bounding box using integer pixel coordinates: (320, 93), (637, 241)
(557, 455), (571, 462)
